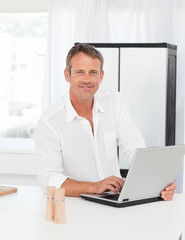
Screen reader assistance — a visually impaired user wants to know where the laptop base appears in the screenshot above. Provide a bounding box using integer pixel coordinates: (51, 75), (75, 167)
(81, 195), (163, 208)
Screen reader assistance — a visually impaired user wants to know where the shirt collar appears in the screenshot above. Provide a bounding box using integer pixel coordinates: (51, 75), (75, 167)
(64, 91), (78, 123)
(93, 95), (104, 114)
(64, 91), (104, 123)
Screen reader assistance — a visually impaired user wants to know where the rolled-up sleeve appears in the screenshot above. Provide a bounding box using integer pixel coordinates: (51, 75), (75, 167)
(35, 120), (69, 193)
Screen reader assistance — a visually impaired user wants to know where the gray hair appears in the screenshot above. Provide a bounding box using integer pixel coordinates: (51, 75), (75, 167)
(66, 43), (104, 75)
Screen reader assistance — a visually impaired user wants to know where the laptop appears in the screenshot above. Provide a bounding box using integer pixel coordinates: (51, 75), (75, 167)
(81, 145), (185, 207)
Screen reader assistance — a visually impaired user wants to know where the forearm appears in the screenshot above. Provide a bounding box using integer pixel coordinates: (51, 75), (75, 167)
(61, 178), (95, 197)
(61, 176), (124, 197)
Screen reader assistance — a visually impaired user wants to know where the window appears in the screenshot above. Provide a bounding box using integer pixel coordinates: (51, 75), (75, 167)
(0, 13), (47, 149)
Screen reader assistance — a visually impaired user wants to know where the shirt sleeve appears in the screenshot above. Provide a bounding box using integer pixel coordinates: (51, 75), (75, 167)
(116, 93), (146, 165)
(35, 119), (69, 193)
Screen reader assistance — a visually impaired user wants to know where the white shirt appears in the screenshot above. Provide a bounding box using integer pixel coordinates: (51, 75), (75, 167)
(36, 90), (146, 193)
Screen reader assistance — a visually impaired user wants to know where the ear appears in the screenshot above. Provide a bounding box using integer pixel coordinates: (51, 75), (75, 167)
(99, 70), (104, 84)
(64, 69), (70, 82)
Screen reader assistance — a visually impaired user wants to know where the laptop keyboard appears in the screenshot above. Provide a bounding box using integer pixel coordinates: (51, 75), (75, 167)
(101, 194), (120, 201)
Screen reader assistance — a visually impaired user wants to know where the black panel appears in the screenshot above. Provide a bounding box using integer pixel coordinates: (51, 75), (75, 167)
(118, 48), (120, 92)
(166, 53), (176, 146)
(120, 169), (128, 178)
(75, 42), (177, 49)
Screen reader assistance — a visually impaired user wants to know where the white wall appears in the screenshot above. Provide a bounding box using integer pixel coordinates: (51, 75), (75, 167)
(0, 0), (47, 12)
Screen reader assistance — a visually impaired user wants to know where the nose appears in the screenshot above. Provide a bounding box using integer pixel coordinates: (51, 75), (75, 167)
(82, 73), (91, 84)
(82, 80), (91, 85)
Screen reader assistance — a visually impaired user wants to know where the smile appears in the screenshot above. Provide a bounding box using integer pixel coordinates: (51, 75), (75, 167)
(79, 86), (94, 89)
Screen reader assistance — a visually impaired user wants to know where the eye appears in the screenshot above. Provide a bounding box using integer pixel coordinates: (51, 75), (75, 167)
(76, 70), (83, 75)
(91, 71), (98, 75)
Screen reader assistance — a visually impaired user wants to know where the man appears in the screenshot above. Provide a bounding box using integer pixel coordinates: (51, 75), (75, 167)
(36, 43), (176, 200)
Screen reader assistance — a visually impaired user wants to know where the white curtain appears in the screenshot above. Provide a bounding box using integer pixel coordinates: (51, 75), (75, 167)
(44, 0), (185, 110)
(43, 0), (111, 110)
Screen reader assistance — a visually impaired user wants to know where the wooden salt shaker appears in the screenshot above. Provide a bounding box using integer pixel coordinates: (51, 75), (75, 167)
(55, 188), (66, 224)
(46, 186), (56, 221)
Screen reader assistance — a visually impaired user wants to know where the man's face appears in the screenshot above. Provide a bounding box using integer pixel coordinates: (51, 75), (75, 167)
(65, 52), (104, 101)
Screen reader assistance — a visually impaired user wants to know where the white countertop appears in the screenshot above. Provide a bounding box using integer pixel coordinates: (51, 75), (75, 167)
(0, 186), (185, 240)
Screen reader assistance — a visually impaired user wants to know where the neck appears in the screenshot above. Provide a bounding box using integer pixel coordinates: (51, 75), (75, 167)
(69, 90), (94, 116)
(69, 89), (94, 134)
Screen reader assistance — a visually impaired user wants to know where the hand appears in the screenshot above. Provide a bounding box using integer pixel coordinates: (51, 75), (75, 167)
(93, 176), (124, 194)
(160, 182), (176, 201)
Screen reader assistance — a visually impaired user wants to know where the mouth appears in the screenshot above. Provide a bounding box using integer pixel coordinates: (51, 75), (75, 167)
(79, 85), (94, 90)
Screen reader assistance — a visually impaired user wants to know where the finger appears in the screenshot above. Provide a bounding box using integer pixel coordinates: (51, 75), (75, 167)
(117, 178), (124, 188)
(165, 186), (176, 191)
(161, 183), (176, 195)
(110, 180), (122, 192)
(163, 195), (174, 201)
(161, 189), (175, 195)
(161, 190), (175, 200)
(110, 176), (124, 188)
(165, 182), (176, 191)
(106, 179), (121, 192)
(161, 189), (175, 197)
(166, 189), (176, 195)
(161, 192), (174, 199)
(106, 184), (119, 194)
(114, 178), (124, 191)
